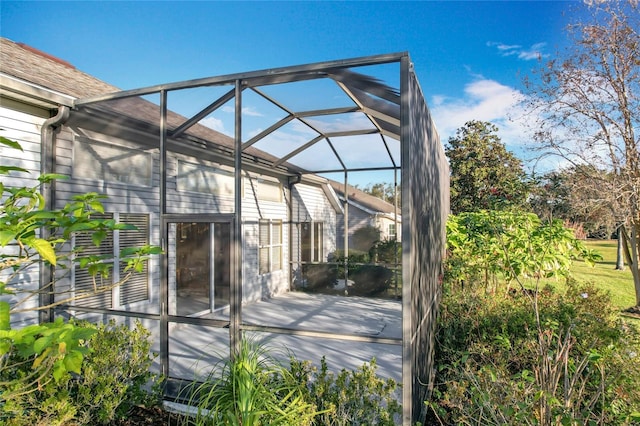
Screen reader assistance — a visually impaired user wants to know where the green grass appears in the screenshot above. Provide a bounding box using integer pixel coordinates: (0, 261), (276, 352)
(520, 240), (637, 311)
(570, 240), (637, 310)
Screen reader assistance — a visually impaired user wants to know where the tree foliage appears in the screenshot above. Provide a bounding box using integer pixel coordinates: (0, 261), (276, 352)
(446, 120), (529, 214)
(524, 0), (640, 305)
(446, 210), (601, 292)
(355, 182), (399, 207)
(530, 166), (623, 238)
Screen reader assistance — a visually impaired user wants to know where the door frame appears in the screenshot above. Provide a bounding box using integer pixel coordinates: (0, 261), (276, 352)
(162, 214), (235, 318)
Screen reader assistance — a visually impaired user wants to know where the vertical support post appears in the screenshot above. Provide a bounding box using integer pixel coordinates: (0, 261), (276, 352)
(394, 168), (399, 298)
(343, 172), (349, 294)
(159, 89), (169, 378)
(231, 80), (243, 356)
(400, 55), (413, 426)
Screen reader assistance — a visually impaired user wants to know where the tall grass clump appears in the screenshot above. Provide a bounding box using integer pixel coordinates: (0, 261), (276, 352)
(181, 339), (317, 426)
(180, 339), (402, 426)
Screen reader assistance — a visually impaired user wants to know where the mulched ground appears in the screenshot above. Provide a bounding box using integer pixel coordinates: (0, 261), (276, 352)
(111, 406), (186, 426)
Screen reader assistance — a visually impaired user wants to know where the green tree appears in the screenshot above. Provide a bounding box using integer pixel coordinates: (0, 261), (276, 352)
(356, 182), (400, 207)
(530, 166), (622, 238)
(446, 120), (529, 214)
(524, 0), (640, 306)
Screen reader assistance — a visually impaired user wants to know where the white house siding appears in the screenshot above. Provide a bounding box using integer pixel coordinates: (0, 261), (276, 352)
(291, 183), (337, 261)
(53, 129), (161, 315)
(1, 105), (338, 321)
(0, 102), (48, 326)
(166, 152), (235, 215)
(241, 174), (289, 303)
(336, 204), (373, 251)
(374, 215), (401, 242)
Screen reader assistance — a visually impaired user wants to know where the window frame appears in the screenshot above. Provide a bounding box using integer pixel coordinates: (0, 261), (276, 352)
(72, 137), (153, 187)
(259, 219), (283, 274)
(301, 221), (324, 263)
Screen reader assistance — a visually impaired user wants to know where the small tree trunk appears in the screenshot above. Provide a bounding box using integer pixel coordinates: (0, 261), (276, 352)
(631, 224), (640, 307)
(615, 226), (625, 270)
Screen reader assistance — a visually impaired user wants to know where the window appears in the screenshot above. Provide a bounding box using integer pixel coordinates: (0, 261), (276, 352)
(301, 222), (323, 262)
(388, 223), (397, 240)
(73, 138), (152, 186)
(257, 179), (282, 202)
(177, 160), (234, 195)
(259, 219), (283, 274)
(73, 213), (150, 308)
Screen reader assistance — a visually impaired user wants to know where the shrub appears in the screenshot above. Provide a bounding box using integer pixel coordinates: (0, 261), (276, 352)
(349, 265), (393, 297)
(370, 240), (401, 264)
(428, 280), (640, 425)
(302, 263), (338, 291)
(287, 357), (401, 426)
(445, 211), (601, 292)
(0, 319), (160, 425)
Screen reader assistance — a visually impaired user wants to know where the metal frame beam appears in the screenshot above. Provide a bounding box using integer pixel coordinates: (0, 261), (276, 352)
(74, 52), (407, 106)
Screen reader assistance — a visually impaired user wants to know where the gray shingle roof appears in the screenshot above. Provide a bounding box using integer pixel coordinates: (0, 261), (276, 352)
(1, 38), (119, 98)
(328, 180), (400, 216)
(0, 37), (303, 173)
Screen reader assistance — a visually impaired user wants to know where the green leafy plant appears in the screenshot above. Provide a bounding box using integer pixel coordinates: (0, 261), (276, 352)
(0, 319), (161, 425)
(288, 356), (401, 426)
(0, 136), (161, 408)
(445, 210), (601, 292)
(181, 338), (318, 426)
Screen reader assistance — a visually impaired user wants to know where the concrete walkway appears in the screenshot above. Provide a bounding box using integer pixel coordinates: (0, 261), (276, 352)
(167, 292), (403, 382)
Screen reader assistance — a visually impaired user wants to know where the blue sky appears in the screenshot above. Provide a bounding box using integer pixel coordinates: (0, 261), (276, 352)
(1, 1), (577, 184)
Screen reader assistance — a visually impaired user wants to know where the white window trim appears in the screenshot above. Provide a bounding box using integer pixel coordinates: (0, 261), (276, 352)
(259, 219), (283, 274)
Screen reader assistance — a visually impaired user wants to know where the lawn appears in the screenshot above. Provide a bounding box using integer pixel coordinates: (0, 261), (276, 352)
(570, 239), (637, 310)
(521, 239), (637, 313)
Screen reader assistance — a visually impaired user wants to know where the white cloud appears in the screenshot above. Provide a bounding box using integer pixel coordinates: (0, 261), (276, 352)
(221, 105), (264, 116)
(429, 77), (541, 170)
(487, 41), (549, 61)
(430, 78), (526, 140)
(200, 116), (228, 134)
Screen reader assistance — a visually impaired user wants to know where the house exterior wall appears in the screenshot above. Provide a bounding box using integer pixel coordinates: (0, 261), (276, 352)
(0, 101), (49, 326)
(52, 129), (162, 314)
(373, 215), (401, 242)
(1, 97), (338, 322)
(241, 173), (289, 303)
(335, 204), (372, 251)
(290, 183), (338, 286)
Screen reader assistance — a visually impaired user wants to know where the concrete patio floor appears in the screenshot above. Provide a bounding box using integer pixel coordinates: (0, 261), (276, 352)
(167, 291), (403, 383)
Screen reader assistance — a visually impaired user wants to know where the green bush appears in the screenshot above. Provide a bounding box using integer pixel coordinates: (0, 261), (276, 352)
(349, 265), (393, 297)
(428, 280), (640, 425)
(302, 263), (338, 291)
(370, 240), (401, 264)
(287, 357), (401, 426)
(1, 319), (160, 425)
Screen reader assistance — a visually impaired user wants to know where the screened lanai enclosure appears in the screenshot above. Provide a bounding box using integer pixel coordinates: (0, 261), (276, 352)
(45, 53), (448, 424)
